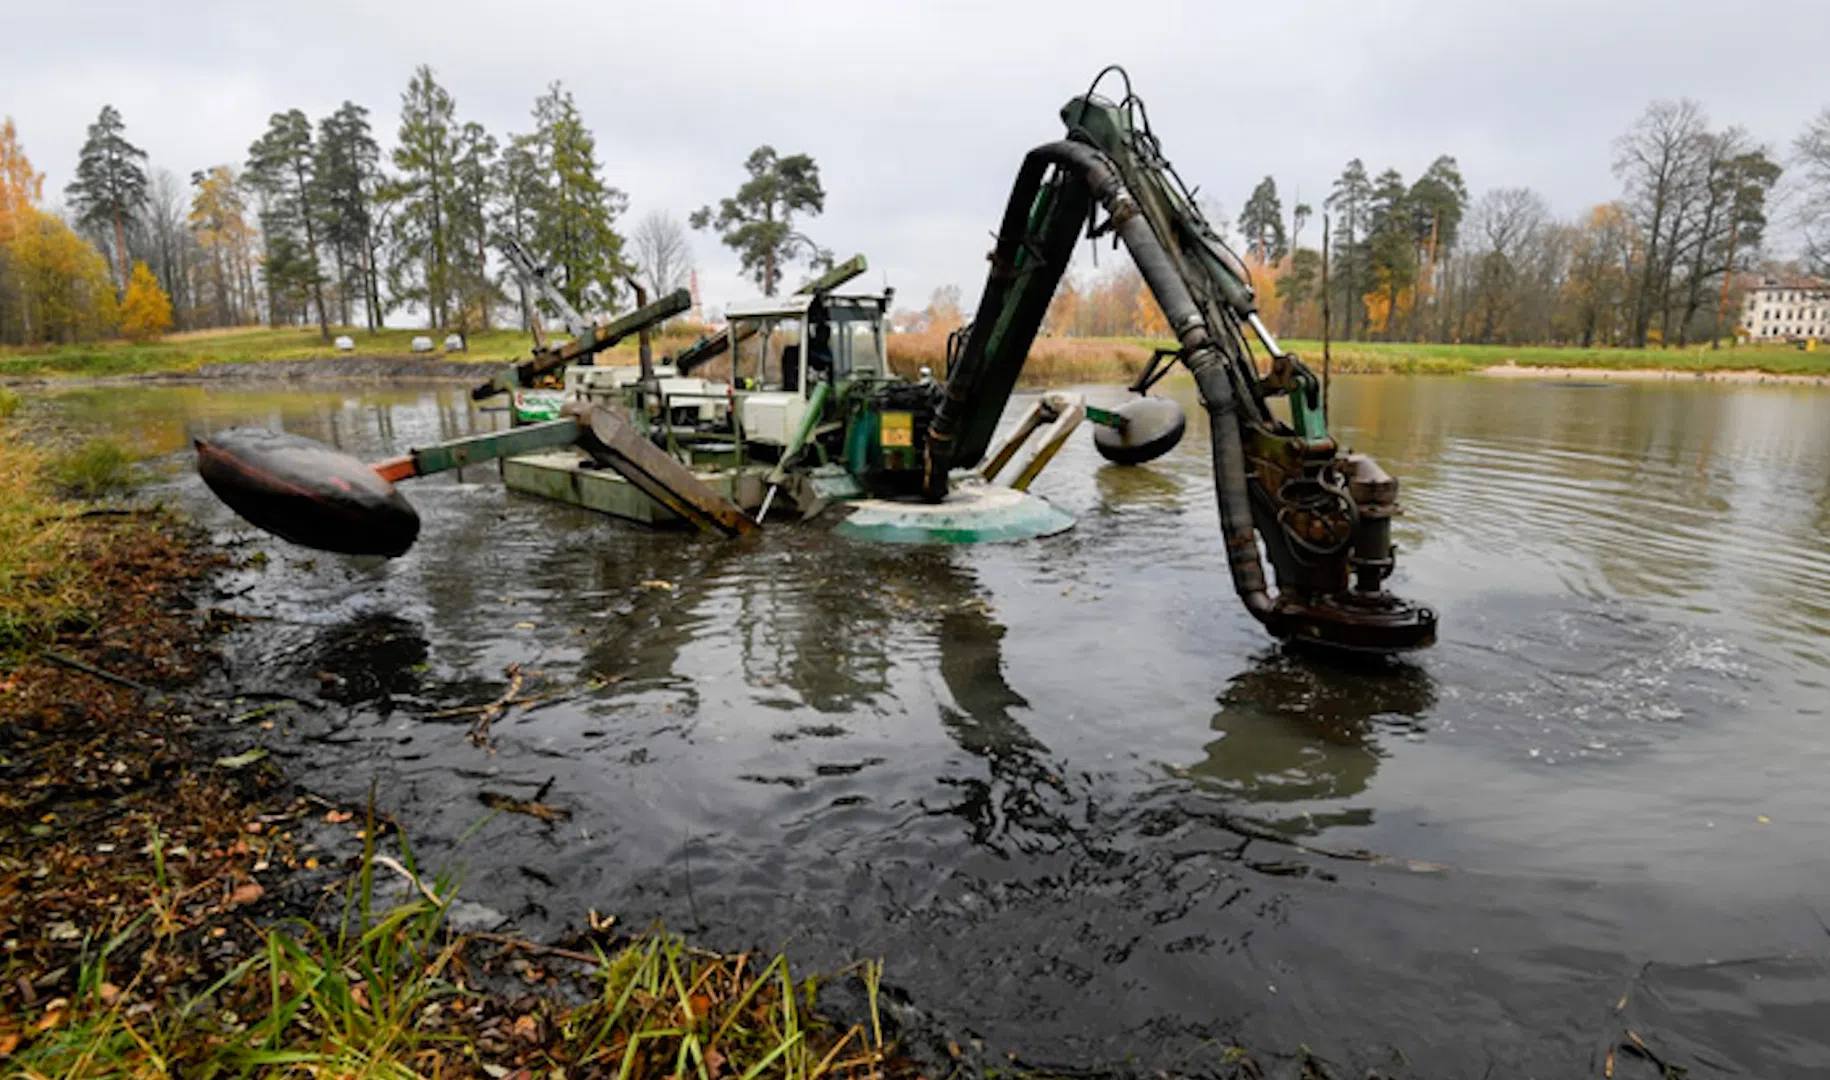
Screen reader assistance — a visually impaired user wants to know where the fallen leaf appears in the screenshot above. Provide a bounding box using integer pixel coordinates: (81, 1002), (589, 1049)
(482, 1067), (509, 1080)
(511, 1013), (539, 1041)
(46, 921), (80, 942)
(1757, 815), (1771, 824)
(229, 882), (264, 906)
(638, 579), (674, 591)
(478, 792), (570, 822)
(98, 982), (121, 1006)
(324, 809), (353, 824)
(0, 1031), (18, 1057)
(30, 1005), (66, 1034)
(513, 621), (536, 631)
(213, 748), (268, 770)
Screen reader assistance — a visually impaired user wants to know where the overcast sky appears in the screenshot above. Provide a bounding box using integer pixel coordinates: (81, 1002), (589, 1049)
(5, 0), (1827, 316)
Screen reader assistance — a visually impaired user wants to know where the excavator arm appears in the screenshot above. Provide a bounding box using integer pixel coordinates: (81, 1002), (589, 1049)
(926, 68), (1436, 654)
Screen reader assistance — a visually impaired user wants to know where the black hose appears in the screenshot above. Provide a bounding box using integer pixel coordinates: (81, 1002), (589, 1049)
(931, 139), (1276, 624)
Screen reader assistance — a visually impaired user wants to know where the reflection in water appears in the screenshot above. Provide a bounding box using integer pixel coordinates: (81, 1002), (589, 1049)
(1176, 650), (1436, 835)
(307, 612), (429, 708)
(1092, 460), (1185, 509)
(928, 564), (1072, 852)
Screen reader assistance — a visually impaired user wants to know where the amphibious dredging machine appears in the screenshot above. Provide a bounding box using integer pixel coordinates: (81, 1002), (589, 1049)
(196, 67), (1435, 654)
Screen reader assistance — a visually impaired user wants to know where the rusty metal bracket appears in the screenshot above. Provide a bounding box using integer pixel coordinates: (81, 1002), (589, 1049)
(568, 403), (759, 537)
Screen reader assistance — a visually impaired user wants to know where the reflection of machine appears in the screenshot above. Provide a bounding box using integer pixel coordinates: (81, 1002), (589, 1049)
(1176, 651), (1437, 835)
(193, 66), (1436, 655)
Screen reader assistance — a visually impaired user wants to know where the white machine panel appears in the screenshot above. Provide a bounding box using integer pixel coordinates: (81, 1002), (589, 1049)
(740, 392), (808, 447)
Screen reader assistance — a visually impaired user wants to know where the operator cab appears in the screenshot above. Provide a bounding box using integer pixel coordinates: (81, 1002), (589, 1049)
(724, 291), (890, 446)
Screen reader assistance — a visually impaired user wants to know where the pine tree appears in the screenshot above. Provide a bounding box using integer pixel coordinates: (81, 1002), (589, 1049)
(691, 146), (827, 296)
(1237, 177), (1287, 263)
(1406, 156), (1468, 339)
(248, 109), (330, 339)
(491, 133), (546, 330)
(1364, 169), (1415, 338)
(65, 105), (148, 291)
(1325, 159), (1372, 339)
(389, 65), (460, 328)
(314, 102), (383, 330)
(529, 82), (626, 314)
(448, 120), (497, 332)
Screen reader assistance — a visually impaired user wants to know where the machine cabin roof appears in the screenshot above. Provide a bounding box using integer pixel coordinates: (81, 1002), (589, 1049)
(723, 292), (887, 322)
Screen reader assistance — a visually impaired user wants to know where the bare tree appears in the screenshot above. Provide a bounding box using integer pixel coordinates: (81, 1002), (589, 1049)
(143, 168), (195, 329)
(1613, 99), (1709, 346)
(1794, 107), (1830, 276)
(1465, 188), (1549, 343)
(631, 210), (692, 303)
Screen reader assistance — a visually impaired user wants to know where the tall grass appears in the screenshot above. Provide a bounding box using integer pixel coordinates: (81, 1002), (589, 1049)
(14, 826), (895, 1080)
(0, 441), (88, 657)
(48, 439), (140, 498)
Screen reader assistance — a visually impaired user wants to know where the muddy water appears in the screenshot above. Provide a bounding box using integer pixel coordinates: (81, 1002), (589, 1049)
(41, 376), (1830, 1075)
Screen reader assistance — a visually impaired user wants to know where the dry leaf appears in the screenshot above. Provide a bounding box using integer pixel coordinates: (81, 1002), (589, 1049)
(512, 1013), (539, 1041)
(324, 810), (353, 824)
(0, 1031), (20, 1057)
(638, 579), (674, 591)
(478, 792), (570, 822)
(229, 882), (264, 906)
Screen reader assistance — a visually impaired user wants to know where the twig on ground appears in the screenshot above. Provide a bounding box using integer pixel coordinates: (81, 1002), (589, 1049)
(467, 663), (524, 748)
(42, 649), (156, 694)
(465, 931), (603, 967)
(372, 853), (446, 907)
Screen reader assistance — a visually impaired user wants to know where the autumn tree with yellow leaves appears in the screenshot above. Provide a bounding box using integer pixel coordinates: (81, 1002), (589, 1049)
(120, 260), (173, 342)
(1, 119), (119, 345)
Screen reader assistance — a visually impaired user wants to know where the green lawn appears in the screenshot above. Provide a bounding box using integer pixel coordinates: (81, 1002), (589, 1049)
(1183, 337), (1830, 376)
(0, 326), (550, 378)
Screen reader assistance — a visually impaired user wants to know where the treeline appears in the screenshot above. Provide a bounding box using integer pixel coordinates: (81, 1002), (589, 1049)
(0, 65), (705, 348)
(1008, 98), (1830, 351)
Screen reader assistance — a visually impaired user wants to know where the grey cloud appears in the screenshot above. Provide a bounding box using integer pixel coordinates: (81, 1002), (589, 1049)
(5, 0), (1824, 310)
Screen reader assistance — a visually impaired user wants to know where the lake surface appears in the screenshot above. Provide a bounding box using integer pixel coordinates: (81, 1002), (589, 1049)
(39, 374), (1830, 1076)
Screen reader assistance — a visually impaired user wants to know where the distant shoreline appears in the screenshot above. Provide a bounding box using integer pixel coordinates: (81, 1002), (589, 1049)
(1478, 362), (1830, 386)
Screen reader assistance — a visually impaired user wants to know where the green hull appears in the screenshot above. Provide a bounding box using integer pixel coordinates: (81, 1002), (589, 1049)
(831, 483), (1074, 544)
(503, 451), (765, 525)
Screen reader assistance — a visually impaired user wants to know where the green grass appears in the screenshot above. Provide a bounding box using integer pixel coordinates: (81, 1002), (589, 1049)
(0, 326), (539, 378)
(0, 323), (713, 379)
(13, 828), (895, 1080)
(1192, 337), (1830, 377)
(48, 439), (140, 499)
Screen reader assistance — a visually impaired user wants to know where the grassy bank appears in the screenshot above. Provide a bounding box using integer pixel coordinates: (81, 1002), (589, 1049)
(1269, 337), (1830, 377)
(0, 324), (708, 380)
(887, 330), (1830, 383)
